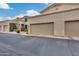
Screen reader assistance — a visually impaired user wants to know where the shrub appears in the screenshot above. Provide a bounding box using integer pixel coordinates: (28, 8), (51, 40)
(15, 29), (20, 33)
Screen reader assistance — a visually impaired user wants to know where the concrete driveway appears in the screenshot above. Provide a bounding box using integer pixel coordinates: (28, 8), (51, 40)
(0, 33), (79, 56)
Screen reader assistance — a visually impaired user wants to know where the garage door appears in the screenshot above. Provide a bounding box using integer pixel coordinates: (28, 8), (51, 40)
(30, 22), (54, 35)
(3, 25), (8, 32)
(65, 20), (79, 37)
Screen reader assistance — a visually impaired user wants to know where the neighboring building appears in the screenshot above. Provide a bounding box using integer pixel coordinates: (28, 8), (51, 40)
(0, 3), (79, 37)
(0, 17), (27, 33)
(27, 3), (79, 37)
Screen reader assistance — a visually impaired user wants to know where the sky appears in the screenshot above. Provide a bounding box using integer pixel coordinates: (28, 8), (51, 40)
(0, 3), (52, 21)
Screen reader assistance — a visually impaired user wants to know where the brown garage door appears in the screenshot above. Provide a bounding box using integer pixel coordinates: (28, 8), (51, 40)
(65, 20), (79, 37)
(30, 22), (54, 35)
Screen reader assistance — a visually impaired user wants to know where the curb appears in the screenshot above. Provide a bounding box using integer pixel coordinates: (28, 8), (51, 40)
(68, 37), (79, 41)
(0, 32), (18, 34)
(20, 34), (70, 40)
(1, 32), (79, 40)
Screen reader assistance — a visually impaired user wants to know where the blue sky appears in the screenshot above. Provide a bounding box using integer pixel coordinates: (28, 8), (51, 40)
(0, 3), (51, 20)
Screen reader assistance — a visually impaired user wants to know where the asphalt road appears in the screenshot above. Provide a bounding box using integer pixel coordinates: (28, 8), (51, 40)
(0, 33), (79, 56)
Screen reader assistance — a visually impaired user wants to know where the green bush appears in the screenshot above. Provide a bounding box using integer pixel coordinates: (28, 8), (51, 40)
(15, 29), (20, 33)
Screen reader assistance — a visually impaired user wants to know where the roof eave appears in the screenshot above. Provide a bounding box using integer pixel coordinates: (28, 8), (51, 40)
(40, 3), (56, 13)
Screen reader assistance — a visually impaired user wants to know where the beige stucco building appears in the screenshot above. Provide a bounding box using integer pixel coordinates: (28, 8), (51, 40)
(27, 3), (79, 37)
(0, 3), (79, 37)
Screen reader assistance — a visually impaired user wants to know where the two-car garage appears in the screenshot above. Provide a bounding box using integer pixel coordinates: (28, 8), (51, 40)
(30, 20), (79, 37)
(30, 22), (54, 35)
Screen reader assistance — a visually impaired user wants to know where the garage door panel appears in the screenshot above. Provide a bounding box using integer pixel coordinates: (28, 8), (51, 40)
(65, 21), (79, 37)
(30, 23), (54, 35)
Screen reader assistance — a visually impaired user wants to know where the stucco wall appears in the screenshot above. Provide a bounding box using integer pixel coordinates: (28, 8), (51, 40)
(41, 3), (79, 15)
